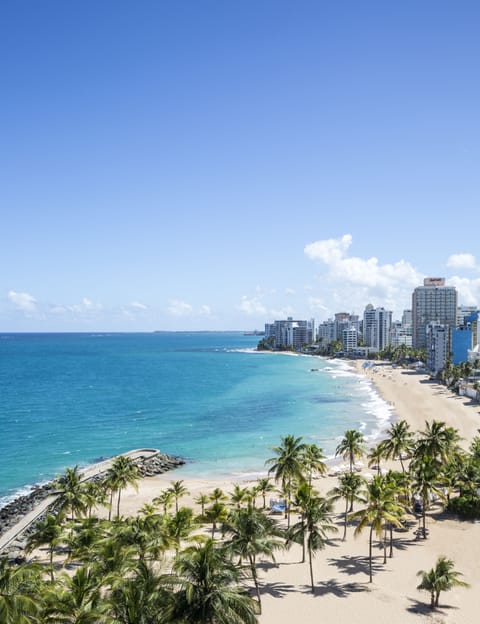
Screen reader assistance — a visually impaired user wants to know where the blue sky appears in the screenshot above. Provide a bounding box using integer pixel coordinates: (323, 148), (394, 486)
(2, 1), (480, 331)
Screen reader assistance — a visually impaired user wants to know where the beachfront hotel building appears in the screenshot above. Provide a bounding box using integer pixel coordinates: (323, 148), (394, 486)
(412, 278), (457, 350)
(363, 304), (392, 350)
(264, 317), (315, 350)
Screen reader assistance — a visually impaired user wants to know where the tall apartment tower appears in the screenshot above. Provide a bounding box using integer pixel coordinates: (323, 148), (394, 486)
(363, 304), (392, 350)
(412, 278), (457, 349)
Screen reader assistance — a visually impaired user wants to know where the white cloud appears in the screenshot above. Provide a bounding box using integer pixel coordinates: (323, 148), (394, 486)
(129, 301), (148, 310)
(238, 295), (267, 316)
(167, 299), (194, 317)
(199, 304), (212, 316)
(448, 276), (480, 306)
(69, 298), (103, 314)
(8, 290), (37, 312)
(304, 234), (423, 318)
(304, 234), (353, 264)
(446, 253), (478, 270)
(270, 306), (295, 318)
(285, 288), (296, 295)
(308, 297), (329, 312)
(49, 305), (68, 314)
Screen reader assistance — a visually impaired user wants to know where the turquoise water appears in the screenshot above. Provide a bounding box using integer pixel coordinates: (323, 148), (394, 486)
(0, 332), (392, 506)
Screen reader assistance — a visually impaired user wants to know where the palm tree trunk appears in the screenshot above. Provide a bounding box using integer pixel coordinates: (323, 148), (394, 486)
(308, 543), (315, 593)
(108, 490), (114, 521)
(389, 523), (393, 558)
(249, 554), (262, 613)
(383, 524), (387, 564)
(49, 546), (54, 582)
(117, 490), (122, 518)
(369, 524), (374, 583)
(422, 494), (427, 538)
(343, 500), (348, 541)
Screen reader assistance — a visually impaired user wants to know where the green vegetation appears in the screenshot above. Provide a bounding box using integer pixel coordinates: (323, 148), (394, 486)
(417, 556), (469, 609)
(2, 425), (480, 620)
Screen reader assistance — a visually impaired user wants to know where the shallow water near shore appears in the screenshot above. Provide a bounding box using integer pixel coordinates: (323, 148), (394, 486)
(0, 332), (392, 507)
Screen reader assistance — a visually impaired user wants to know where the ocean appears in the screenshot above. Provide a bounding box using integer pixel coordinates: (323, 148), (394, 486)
(0, 332), (393, 507)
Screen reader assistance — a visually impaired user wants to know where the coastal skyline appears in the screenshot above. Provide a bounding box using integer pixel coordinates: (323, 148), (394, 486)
(2, 1), (480, 332)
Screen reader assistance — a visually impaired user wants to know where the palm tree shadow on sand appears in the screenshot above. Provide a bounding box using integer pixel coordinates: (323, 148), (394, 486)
(259, 581), (299, 598)
(406, 597), (458, 616)
(327, 554), (383, 578)
(314, 578), (369, 597)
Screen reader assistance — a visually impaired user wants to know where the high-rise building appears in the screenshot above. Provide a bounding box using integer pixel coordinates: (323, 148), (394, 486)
(412, 278), (457, 349)
(363, 304), (392, 350)
(426, 322), (448, 373)
(266, 317), (315, 349)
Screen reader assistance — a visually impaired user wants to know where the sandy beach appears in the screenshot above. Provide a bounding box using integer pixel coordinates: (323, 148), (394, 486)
(96, 361), (478, 624)
(17, 361), (480, 623)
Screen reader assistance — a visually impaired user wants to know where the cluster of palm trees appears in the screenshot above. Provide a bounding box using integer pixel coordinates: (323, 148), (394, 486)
(1, 422), (475, 621)
(0, 459), (286, 622)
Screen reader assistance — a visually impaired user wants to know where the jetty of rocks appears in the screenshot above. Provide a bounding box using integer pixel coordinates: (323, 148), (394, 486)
(0, 449), (185, 558)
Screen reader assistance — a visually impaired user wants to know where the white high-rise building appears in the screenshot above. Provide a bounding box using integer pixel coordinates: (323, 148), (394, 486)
(426, 322), (448, 373)
(266, 317), (315, 349)
(412, 278), (457, 350)
(363, 304), (392, 350)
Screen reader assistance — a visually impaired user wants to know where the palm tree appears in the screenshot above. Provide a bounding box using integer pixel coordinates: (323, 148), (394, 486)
(414, 420), (461, 464)
(377, 419), (415, 502)
(0, 557), (44, 623)
(116, 515), (173, 563)
(105, 455), (140, 518)
(66, 517), (107, 564)
(229, 484), (250, 509)
(168, 480), (190, 513)
(302, 444), (327, 485)
(92, 534), (137, 580)
(410, 456), (445, 538)
(335, 429), (367, 473)
(154, 490), (175, 515)
(167, 507), (196, 554)
(265, 434), (307, 527)
(56, 465), (86, 520)
(367, 444), (384, 476)
(194, 493), (209, 518)
(380, 419), (415, 471)
(417, 556), (469, 609)
(297, 490), (337, 593)
(110, 560), (174, 623)
(205, 502), (228, 539)
(171, 539), (258, 623)
(328, 472), (365, 540)
(26, 513), (64, 582)
(82, 480), (110, 518)
(209, 487), (228, 504)
(223, 507), (284, 613)
(254, 478), (275, 509)
(351, 475), (404, 582)
(43, 564), (110, 623)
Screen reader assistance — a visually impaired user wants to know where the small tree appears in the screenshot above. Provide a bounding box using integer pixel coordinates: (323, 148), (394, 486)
(417, 556), (469, 609)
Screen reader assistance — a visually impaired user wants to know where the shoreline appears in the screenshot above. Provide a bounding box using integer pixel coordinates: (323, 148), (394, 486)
(6, 359), (480, 622)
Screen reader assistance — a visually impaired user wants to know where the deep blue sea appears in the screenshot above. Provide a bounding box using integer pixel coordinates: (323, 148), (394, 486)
(0, 332), (392, 507)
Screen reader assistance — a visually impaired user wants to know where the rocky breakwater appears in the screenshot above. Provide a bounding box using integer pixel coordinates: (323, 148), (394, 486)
(0, 483), (58, 540)
(134, 450), (185, 477)
(0, 449), (185, 559)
